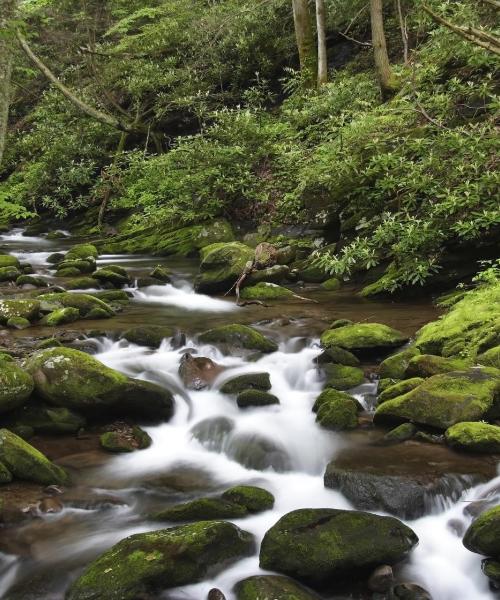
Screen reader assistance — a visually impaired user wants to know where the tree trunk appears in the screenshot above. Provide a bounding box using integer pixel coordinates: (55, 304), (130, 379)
(370, 0), (395, 99)
(0, 0), (16, 167)
(316, 0), (328, 86)
(292, 0), (317, 88)
(97, 131), (128, 228)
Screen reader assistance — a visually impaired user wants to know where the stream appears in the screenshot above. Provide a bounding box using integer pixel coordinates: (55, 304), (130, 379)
(0, 229), (498, 600)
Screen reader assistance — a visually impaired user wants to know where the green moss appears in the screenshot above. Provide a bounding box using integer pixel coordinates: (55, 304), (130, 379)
(7, 404), (86, 434)
(36, 338), (63, 349)
(56, 267), (82, 278)
(196, 242), (254, 294)
(65, 243), (99, 261)
(0, 363), (34, 414)
(315, 346), (360, 367)
(445, 422), (500, 453)
(93, 268), (130, 286)
(312, 389), (357, 413)
(482, 559), (500, 584)
(0, 254), (20, 269)
(56, 258), (96, 275)
(246, 265), (290, 286)
(221, 485), (274, 512)
(405, 354), (471, 378)
(235, 575), (322, 600)
(478, 346), (500, 369)
(100, 426), (152, 452)
(0, 352), (14, 362)
(6, 316), (31, 330)
(0, 460), (13, 483)
(463, 505), (500, 557)
(374, 369), (500, 430)
(0, 428), (69, 485)
(382, 423), (417, 444)
(237, 389), (279, 408)
(0, 266), (19, 282)
(150, 265), (171, 282)
(37, 293), (114, 318)
(66, 521), (254, 600)
(16, 274), (47, 287)
(378, 378), (424, 404)
(92, 290), (130, 304)
(220, 372), (271, 394)
(316, 395), (359, 430)
(321, 323), (408, 355)
(240, 282), (293, 300)
(0, 299), (40, 324)
(330, 319), (353, 329)
(322, 363), (365, 390)
(122, 325), (175, 348)
(40, 307), (80, 326)
(199, 324), (278, 353)
(321, 277), (341, 291)
(65, 277), (100, 290)
(153, 497), (248, 521)
(379, 347), (421, 379)
(296, 262), (327, 283)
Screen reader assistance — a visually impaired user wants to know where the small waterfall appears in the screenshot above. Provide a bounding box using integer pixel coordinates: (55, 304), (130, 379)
(128, 282), (238, 312)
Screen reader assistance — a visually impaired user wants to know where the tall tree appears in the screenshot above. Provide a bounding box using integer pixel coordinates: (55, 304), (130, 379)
(292, 0), (317, 87)
(370, 0), (395, 98)
(0, 0), (16, 167)
(316, 0), (328, 86)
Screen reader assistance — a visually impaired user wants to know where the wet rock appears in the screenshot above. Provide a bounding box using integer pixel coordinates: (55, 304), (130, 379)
(40, 306), (80, 326)
(321, 323), (408, 357)
(122, 325), (175, 348)
(405, 354), (471, 378)
(93, 265), (130, 287)
(321, 363), (364, 390)
(463, 505), (500, 557)
(190, 416), (234, 451)
(482, 559), (500, 586)
(7, 403), (86, 434)
(179, 353), (226, 390)
(378, 378), (424, 404)
(314, 389), (359, 430)
(150, 265), (171, 282)
(478, 346), (500, 369)
(0, 362), (34, 414)
(246, 265), (290, 286)
(56, 257), (96, 276)
(330, 318), (353, 329)
(152, 497), (245, 522)
(240, 282), (293, 300)
(314, 345), (360, 367)
(208, 589), (227, 600)
(0, 460), (13, 483)
(235, 575), (322, 599)
(36, 338), (63, 349)
(100, 423), (152, 452)
(0, 254), (20, 269)
(447, 518), (465, 536)
(37, 292), (114, 319)
(0, 266), (20, 281)
(56, 266), (82, 277)
(199, 324), (278, 354)
(136, 276), (163, 287)
(46, 252), (65, 265)
(259, 508), (418, 587)
(196, 241), (254, 294)
(0, 299), (40, 324)
(38, 497), (63, 513)
(389, 583), (432, 599)
(220, 372), (271, 394)
(276, 245), (296, 265)
(382, 423), (418, 444)
(66, 521), (255, 600)
(379, 347), (421, 379)
(445, 422), (500, 453)
(237, 389), (279, 408)
(65, 243), (98, 261)
(6, 316), (31, 329)
(0, 428), (69, 485)
(374, 369), (500, 430)
(368, 565), (394, 592)
(16, 274), (47, 288)
(321, 277), (341, 291)
(226, 433), (291, 472)
(296, 262), (328, 283)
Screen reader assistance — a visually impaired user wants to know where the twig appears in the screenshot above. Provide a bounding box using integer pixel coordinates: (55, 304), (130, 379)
(338, 31), (372, 47)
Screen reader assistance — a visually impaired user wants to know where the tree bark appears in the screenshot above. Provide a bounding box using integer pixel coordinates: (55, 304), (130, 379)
(0, 0), (16, 167)
(316, 0), (328, 86)
(370, 0), (395, 99)
(292, 0), (317, 88)
(395, 0), (409, 64)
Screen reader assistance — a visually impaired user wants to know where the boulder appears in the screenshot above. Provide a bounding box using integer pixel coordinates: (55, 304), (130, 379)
(199, 324), (278, 353)
(93, 267), (130, 287)
(7, 403), (85, 434)
(315, 391), (359, 430)
(405, 354), (471, 378)
(46, 252), (64, 264)
(246, 266), (290, 286)
(321, 277), (341, 291)
(150, 265), (171, 282)
(374, 369), (500, 430)
(100, 424), (152, 452)
(259, 508), (418, 586)
(196, 242), (254, 294)
(296, 262), (328, 283)
(122, 325), (175, 348)
(235, 575), (322, 600)
(66, 521), (254, 600)
(0, 299), (40, 324)
(222, 485), (274, 512)
(65, 243), (98, 261)
(56, 266), (82, 278)
(482, 559), (500, 585)
(240, 282), (293, 300)
(16, 274), (47, 287)
(463, 505), (500, 557)
(6, 316), (31, 330)
(0, 254), (20, 269)
(0, 460), (12, 483)
(0, 362), (34, 414)
(314, 346), (360, 367)
(237, 389), (279, 408)
(382, 423), (418, 444)
(321, 323), (408, 357)
(478, 346), (500, 369)
(0, 428), (69, 485)
(179, 353), (226, 390)
(378, 378), (424, 404)
(330, 319), (353, 329)
(321, 363), (365, 390)
(220, 372), (271, 394)
(368, 565), (394, 593)
(379, 347), (421, 380)
(0, 266), (20, 282)
(37, 293), (114, 318)
(445, 422), (500, 453)
(40, 307), (80, 326)
(56, 258), (96, 275)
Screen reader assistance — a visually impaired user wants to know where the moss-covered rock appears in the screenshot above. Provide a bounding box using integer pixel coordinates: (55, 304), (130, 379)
(321, 277), (341, 291)
(405, 354), (471, 378)
(0, 428), (69, 485)
(482, 559), (500, 585)
(56, 258), (96, 275)
(0, 460), (13, 483)
(246, 265), (290, 286)
(6, 316), (31, 329)
(478, 346), (500, 370)
(314, 346), (360, 367)
(312, 389), (356, 412)
(259, 509), (418, 586)
(196, 242), (254, 294)
(150, 265), (171, 282)
(445, 422), (500, 453)
(66, 521), (254, 600)
(7, 403), (86, 434)
(322, 363), (365, 390)
(237, 389), (279, 408)
(221, 485), (274, 512)
(330, 319), (353, 329)
(92, 290), (130, 305)
(0, 363), (34, 414)
(100, 425), (152, 452)
(240, 282), (293, 300)
(37, 293), (114, 318)
(36, 338), (63, 349)
(65, 277), (100, 290)
(0, 299), (40, 324)
(65, 243), (99, 261)
(199, 324), (278, 353)
(93, 267), (130, 287)
(463, 505), (500, 558)
(0, 266), (20, 282)
(296, 262), (328, 283)
(220, 372), (271, 394)
(374, 370), (500, 430)
(316, 392), (359, 430)
(46, 252), (65, 265)
(56, 266), (82, 278)
(235, 576), (322, 600)
(122, 325), (175, 348)
(0, 254), (20, 269)
(16, 274), (47, 287)
(378, 378), (424, 404)
(321, 323), (408, 357)
(379, 347), (421, 380)
(382, 423), (418, 444)
(40, 307), (80, 326)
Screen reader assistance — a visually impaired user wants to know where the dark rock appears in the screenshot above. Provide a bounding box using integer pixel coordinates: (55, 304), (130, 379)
(235, 575), (322, 599)
(368, 565), (394, 593)
(463, 505), (500, 557)
(179, 353), (226, 390)
(122, 325), (175, 348)
(237, 389), (279, 408)
(220, 372), (271, 394)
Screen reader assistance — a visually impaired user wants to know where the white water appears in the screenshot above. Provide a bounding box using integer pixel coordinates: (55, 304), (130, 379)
(128, 282), (238, 312)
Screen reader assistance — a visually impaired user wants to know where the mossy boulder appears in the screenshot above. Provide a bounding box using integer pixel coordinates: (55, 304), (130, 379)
(65, 277), (100, 290)
(322, 363), (365, 390)
(16, 274), (47, 287)
(237, 389), (279, 408)
(56, 258), (96, 275)
(150, 265), (171, 282)
(374, 370), (500, 430)
(37, 293), (114, 319)
(321, 277), (341, 291)
(47, 252), (64, 264)
(445, 422), (500, 453)
(463, 505), (500, 558)
(7, 403), (85, 434)
(92, 290), (130, 305)
(382, 423), (418, 444)
(478, 346), (500, 370)
(321, 323), (408, 357)
(122, 325), (175, 348)
(312, 389), (357, 412)
(330, 319), (353, 329)
(221, 485), (274, 512)
(40, 307), (80, 326)
(100, 425), (152, 452)
(199, 324), (278, 353)
(25, 347), (174, 421)
(36, 338), (63, 349)
(220, 372), (271, 394)
(235, 576), (322, 600)
(6, 316), (31, 329)
(0, 363), (34, 414)
(0, 428), (69, 485)
(379, 347), (421, 380)
(240, 282), (293, 301)
(246, 265), (290, 286)
(65, 243), (98, 261)
(315, 391), (359, 430)
(93, 267), (130, 287)
(66, 521), (254, 600)
(196, 242), (254, 294)
(405, 354), (471, 378)
(56, 266), (82, 278)
(259, 509), (418, 586)
(378, 378), (424, 404)
(482, 559), (500, 585)
(314, 346), (360, 367)
(0, 254), (20, 269)
(0, 299), (40, 324)
(0, 461), (12, 483)
(296, 263), (328, 283)
(0, 266), (20, 282)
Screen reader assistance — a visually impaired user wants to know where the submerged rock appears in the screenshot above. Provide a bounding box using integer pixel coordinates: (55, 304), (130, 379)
(226, 432), (291, 472)
(463, 505), (500, 558)
(382, 423), (418, 444)
(199, 324), (278, 353)
(445, 422), (500, 453)
(122, 325), (175, 348)
(190, 416), (234, 452)
(66, 521), (254, 600)
(179, 353), (226, 390)
(220, 372), (271, 394)
(259, 508), (418, 587)
(0, 362), (34, 415)
(235, 575), (322, 599)
(321, 323), (408, 357)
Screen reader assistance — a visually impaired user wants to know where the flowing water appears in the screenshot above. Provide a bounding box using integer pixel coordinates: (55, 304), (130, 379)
(0, 230), (498, 600)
